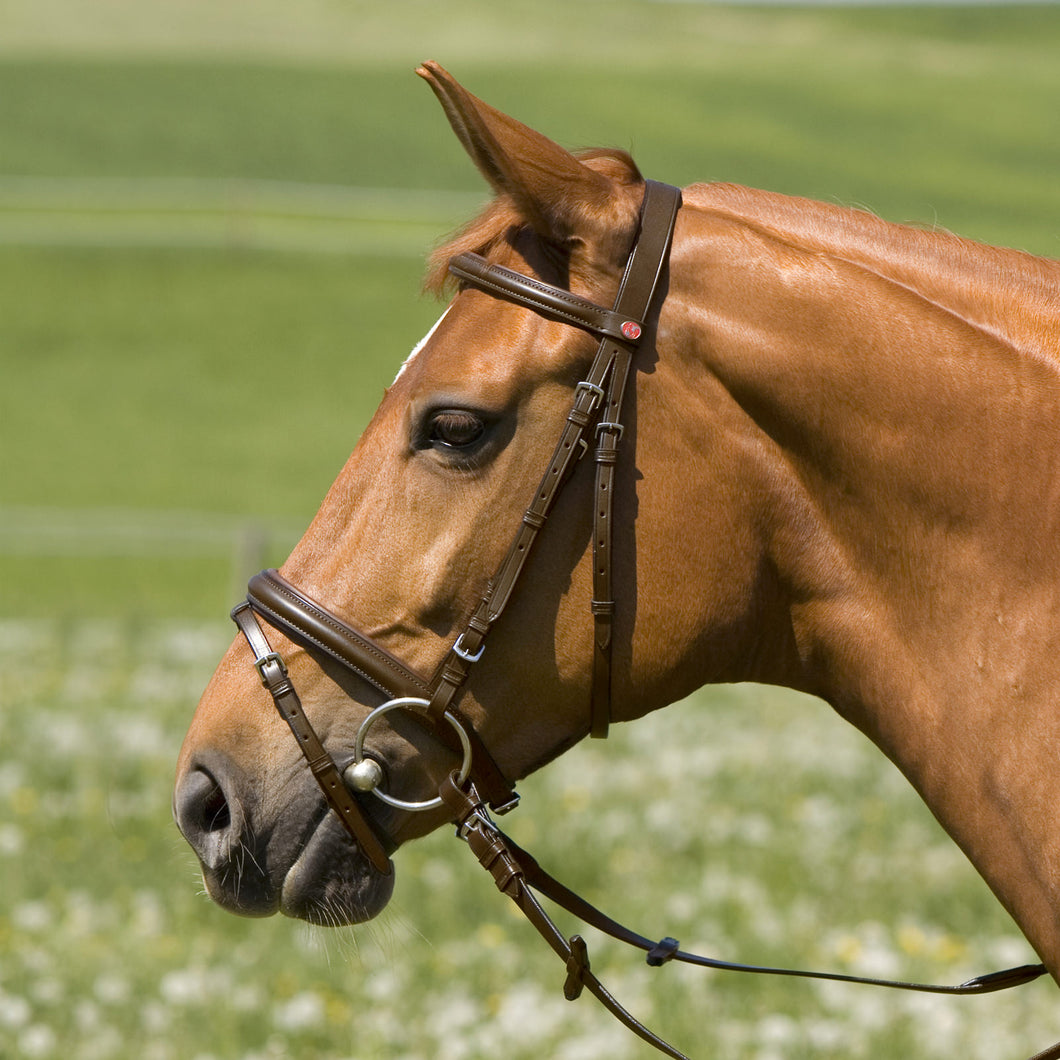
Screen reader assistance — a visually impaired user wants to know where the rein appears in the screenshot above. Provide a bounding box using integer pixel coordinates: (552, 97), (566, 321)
(231, 180), (1051, 1057)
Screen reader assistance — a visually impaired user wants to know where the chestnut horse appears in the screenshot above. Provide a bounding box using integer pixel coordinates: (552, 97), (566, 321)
(175, 61), (1060, 1034)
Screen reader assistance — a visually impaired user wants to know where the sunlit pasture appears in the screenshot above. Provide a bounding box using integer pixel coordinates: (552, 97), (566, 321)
(1, 618), (1056, 1058)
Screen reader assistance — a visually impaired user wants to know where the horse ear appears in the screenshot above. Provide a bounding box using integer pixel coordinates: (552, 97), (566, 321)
(417, 61), (639, 247)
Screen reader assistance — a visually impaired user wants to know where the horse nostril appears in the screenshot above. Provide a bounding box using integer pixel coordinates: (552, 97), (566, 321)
(200, 779), (231, 833)
(175, 766), (240, 871)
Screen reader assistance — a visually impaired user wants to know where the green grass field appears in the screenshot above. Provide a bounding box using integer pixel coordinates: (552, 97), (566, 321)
(3, 3), (1060, 1057)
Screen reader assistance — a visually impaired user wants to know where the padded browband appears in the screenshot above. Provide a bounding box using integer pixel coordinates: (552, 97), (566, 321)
(448, 252), (644, 342)
(247, 569), (432, 700)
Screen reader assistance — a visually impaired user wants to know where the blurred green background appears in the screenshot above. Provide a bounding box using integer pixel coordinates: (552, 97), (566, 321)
(2, 3), (1060, 1058)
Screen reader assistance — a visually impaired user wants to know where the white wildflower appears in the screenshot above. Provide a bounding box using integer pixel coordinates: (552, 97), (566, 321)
(18, 1024), (57, 1058)
(12, 900), (53, 932)
(0, 991), (31, 1028)
(94, 973), (130, 1005)
(273, 990), (325, 1032)
(0, 823), (24, 855)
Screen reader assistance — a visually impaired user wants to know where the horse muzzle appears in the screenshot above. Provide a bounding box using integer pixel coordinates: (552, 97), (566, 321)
(173, 745), (396, 925)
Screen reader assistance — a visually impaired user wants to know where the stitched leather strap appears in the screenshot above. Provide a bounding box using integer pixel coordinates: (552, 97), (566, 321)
(425, 329), (619, 723)
(248, 570), (431, 700)
(590, 180), (682, 737)
(512, 835), (1046, 995)
(1028, 1039), (1060, 1060)
(449, 253), (645, 343)
(440, 775), (691, 1060)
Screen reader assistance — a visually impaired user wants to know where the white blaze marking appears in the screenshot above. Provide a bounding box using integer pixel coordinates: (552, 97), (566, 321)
(393, 305), (452, 383)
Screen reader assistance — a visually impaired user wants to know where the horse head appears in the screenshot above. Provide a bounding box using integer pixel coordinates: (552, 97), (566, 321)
(173, 64), (761, 926)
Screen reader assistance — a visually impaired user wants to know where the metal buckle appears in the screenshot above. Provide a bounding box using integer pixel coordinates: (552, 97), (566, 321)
(595, 421), (625, 440)
(253, 651), (287, 685)
(575, 380), (605, 412)
(455, 803), (493, 843)
(452, 633), (485, 663)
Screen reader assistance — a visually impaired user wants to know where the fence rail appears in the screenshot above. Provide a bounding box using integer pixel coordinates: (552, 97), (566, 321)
(0, 176), (484, 255)
(0, 505), (300, 556)
(0, 506), (304, 603)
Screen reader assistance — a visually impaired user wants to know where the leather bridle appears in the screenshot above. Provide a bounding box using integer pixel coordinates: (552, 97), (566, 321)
(232, 178), (683, 865)
(230, 180), (1051, 1059)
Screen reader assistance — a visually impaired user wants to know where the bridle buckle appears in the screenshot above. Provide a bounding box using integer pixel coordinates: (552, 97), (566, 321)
(575, 380), (605, 412)
(452, 632), (485, 663)
(595, 420), (625, 441)
(253, 650), (287, 686)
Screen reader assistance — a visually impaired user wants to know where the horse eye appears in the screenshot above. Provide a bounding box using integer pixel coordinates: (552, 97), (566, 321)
(428, 410), (486, 450)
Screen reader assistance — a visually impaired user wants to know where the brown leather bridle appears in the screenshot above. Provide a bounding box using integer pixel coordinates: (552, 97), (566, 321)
(230, 180), (1050, 1060)
(232, 179), (684, 864)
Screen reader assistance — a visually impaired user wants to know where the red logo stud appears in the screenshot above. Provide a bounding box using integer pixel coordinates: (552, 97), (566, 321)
(621, 321), (642, 341)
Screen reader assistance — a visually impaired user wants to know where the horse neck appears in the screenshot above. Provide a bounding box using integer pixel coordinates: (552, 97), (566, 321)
(662, 189), (1060, 972)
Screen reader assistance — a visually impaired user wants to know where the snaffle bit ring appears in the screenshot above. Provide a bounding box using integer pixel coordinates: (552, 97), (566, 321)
(344, 697), (472, 812)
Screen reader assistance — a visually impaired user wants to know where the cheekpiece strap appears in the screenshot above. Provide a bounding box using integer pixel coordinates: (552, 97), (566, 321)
(444, 180), (683, 742)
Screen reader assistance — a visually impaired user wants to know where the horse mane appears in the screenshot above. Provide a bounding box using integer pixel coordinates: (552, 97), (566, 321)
(681, 181), (1060, 359)
(424, 148), (643, 296)
(685, 182), (1060, 286)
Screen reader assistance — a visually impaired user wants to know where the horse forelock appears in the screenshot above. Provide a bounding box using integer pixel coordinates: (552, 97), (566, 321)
(424, 148), (643, 297)
(424, 196), (525, 296)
